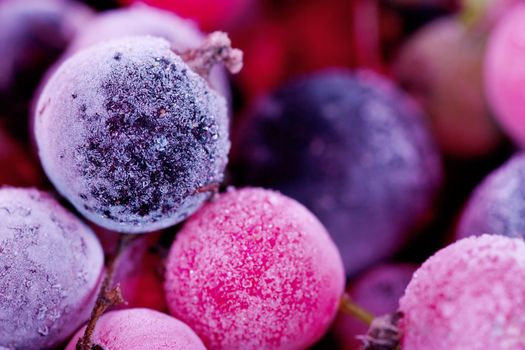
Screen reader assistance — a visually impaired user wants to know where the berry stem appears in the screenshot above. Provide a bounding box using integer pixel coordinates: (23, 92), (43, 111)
(180, 31), (243, 79)
(339, 293), (375, 326)
(358, 312), (403, 350)
(194, 182), (220, 195)
(76, 235), (135, 350)
(461, 0), (488, 28)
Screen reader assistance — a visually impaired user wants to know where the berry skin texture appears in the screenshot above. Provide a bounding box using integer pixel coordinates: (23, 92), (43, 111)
(66, 308), (206, 350)
(485, 3), (525, 147)
(456, 153), (525, 240)
(66, 4), (229, 99)
(399, 235), (525, 350)
(0, 187), (104, 350)
(333, 264), (416, 350)
(232, 70), (441, 276)
(164, 187), (345, 350)
(35, 36), (229, 233)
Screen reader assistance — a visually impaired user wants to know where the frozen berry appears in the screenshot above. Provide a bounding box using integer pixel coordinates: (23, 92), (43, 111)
(35, 36), (234, 233)
(164, 188), (345, 350)
(393, 16), (503, 158)
(485, 3), (525, 146)
(67, 4), (230, 99)
(456, 153), (525, 240)
(400, 235), (525, 350)
(333, 264), (416, 350)
(0, 0), (93, 138)
(0, 187), (104, 350)
(66, 308), (206, 350)
(232, 70), (441, 276)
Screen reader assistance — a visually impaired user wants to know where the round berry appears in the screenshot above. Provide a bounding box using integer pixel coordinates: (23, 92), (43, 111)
(232, 70), (441, 276)
(66, 308), (206, 350)
(456, 153), (525, 240)
(0, 0), (92, 137)
(35, 36), (230, 233)
(485, 3), (525, 146)
(0, 187), (104, 350)
(393, 16), (503, 158)
(67, 4), (229, 99)
(400, 235), (525, 350)
(164, 187), (345, 350)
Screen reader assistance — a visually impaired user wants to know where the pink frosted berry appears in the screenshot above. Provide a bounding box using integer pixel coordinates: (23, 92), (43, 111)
(485, 3), (525, 146)
(400, 235), (525, 350)
(0, 187), (104, 349)
(164, 187), (345, 350)
(66, 308), (206, 350)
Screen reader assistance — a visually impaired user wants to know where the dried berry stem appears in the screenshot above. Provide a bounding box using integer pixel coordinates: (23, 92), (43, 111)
(358, 312), (403, 350)
(76, 235), (135, 350)
(339, 293), (375, 326)
(180, 31), (243, 78)
(194, 182), (220, 195)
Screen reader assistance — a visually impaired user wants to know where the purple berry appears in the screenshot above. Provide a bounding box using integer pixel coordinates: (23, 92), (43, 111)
(0, 0), (92, 136)
(232, 70), (442, 276)
(67, 4), (230, 99)
(35, 36), (230, 233)
(0, 187), (104, 349)
(456, 153), (525, 240)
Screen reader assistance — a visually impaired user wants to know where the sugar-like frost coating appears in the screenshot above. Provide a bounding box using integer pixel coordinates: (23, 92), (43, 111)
(457, 153), (525, 240)
(400, 235), (525, 350)
(67, 4), (230, 99)
(35, 36), (230, 233)
(66, 308), (206, 350)
(164, 187), (345, 350)
(0, 187), (104, 350)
